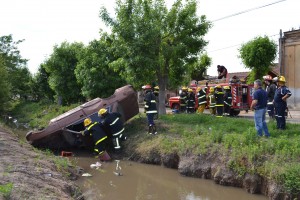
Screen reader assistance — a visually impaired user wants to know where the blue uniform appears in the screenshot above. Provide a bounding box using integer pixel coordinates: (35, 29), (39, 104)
(274, 86), (292, 129)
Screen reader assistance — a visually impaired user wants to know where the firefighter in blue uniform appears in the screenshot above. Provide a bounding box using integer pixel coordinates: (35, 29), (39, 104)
(144, 84), (158, 134)
(186, 88), (195, 113)
(263, 75), (277, 119)
(98, 108), (126, 151)
(223, 86), (232, 116)
(273, 76), (292, 130)
(82, 118), (110, 161)
(215, 85), (224, 117)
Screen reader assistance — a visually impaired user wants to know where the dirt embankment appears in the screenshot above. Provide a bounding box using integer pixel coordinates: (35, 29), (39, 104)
(121, 134), (298, 200)
(0, 127), (82, 200)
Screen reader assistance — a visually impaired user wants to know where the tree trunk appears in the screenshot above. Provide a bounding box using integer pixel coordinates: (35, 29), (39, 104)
(157, 64), (168, 115)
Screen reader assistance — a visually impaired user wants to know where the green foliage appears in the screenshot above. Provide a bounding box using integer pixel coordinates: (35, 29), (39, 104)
(189, 53), (212, 81)
(44, 41), (85, 105)
(239, 36), (277, 82)
(0, 182), (13, 198)
(75, 35), (126, 99)
(281, 164), (300, 194)
(0, 34), (32, 101)
(9, 100), (79, 128)
(30, 64), (55, 102)
(0, 55), (11, 113)
(100, 0), (211, 113)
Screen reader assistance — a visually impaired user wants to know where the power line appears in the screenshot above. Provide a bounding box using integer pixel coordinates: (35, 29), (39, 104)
(212, 0), (287, 22)
(208, 34), (279, 53)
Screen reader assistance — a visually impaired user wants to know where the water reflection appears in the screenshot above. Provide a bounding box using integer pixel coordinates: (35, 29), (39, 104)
(74, 153), (267, 200)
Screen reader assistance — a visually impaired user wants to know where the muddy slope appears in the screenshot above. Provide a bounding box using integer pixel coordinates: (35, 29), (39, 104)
(0, 128), (82, 200)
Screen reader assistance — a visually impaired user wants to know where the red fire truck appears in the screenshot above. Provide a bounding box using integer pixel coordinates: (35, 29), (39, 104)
(168, 81), (254, 116)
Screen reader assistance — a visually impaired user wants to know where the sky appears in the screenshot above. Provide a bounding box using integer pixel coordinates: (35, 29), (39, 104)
(1, 0), (299, 76)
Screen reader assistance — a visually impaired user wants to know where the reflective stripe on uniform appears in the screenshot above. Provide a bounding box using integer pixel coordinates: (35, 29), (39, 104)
(146, 110), (158, 114)
(87, 122), (97, 130)
(151, 100), (156, 103)
(110, 117), (119, 126)
(113, 128), (125, 136)
(267, 102), (273, 105)
(95, 136), (108, 145)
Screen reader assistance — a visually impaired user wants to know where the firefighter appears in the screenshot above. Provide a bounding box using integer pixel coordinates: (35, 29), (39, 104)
(208, 87), (216, 115)
(263, 75), (277, 119)
(186, 88), (195, 113)
(223, 86), (232, 116)
(143, 84), (158, 134)
(98, 108), (126, 151)
(81, 118), (111, 161)
(215, 85), (224, 117)
(217, 65), (228, 79)
(273, 76), (292, 130)
(196, 86), (207, 114)
(179, 86), (188, 113)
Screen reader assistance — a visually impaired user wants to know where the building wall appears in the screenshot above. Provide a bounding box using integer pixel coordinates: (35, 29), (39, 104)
(280, 30), (300, 109)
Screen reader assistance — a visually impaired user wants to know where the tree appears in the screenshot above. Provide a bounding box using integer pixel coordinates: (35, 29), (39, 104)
(0, 34), (31, 100)
(239, 36), (277, 83)
(189, 53), (212, 81)
(0, 55), (11, 113)
(44, 42), (84, 105)
(100, 0), (211, 114)
(30, 64), (55, 102)
(75, 34), (127, 99)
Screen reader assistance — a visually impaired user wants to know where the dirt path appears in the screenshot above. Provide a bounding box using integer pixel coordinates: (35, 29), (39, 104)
(0, 127), (82, 200)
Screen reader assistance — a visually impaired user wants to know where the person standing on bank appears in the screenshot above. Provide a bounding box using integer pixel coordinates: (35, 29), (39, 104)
(250, 80), (270, 137)
(143, 84), (158, 134)
(263, 75), (277, 119)
(273, 76), (292, 130)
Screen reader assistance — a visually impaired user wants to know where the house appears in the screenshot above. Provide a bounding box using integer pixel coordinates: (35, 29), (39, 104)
(279, 29), (300, 109)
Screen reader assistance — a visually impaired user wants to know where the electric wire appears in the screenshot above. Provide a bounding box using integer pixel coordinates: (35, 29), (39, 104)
(212, 0), (287, 22)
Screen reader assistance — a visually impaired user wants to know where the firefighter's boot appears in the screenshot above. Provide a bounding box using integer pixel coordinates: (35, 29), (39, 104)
(148, 125), (153, 135)
(99, 150), (111, 161)
(152, 125), (157, 135)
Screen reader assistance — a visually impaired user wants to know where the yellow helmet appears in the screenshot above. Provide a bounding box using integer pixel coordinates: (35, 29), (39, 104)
(215, 85), (222, 89)
(98, 108), (108, 116)
(182, 86), (188, 91)
(223, 86), (230, 90)
(278, 76), (286, 83)
(188, 88), (193, 92)
(209, 87), (214, 92)
(84, 118), (92, 127)
(154, 86), (159, 90)
(196, 87), (202, 91)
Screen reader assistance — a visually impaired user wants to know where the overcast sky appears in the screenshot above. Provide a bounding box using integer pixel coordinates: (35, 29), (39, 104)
(1, 0), (299, 76)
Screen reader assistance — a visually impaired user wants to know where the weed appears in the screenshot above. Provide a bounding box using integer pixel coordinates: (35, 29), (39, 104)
(0, 182), (13, 198)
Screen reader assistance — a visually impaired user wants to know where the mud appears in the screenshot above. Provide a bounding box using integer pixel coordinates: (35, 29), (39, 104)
(0, 127), (82, 200)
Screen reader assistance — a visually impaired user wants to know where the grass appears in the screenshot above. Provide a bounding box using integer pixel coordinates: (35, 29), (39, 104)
(126, 113), (300, 194)
(0, 183), (13, 199)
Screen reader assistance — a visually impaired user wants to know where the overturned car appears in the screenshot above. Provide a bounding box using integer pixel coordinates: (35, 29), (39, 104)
(26, 85), (139, 149)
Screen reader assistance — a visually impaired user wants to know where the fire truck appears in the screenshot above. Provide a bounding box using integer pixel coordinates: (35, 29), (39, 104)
(168, 79), (254, 116)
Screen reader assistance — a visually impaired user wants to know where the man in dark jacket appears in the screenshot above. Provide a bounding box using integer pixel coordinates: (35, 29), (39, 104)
(263, 75), (277, 119)
(98, 108), (126, 151)
(273, 76), (292, 130)
(82, 118), (111, 161)
(214, 85), (224, 117)
(186, 88), (195, 113)
(223, 86), (232, 116)
(143, 84), (158, 134)
(217, 65), (228, 79)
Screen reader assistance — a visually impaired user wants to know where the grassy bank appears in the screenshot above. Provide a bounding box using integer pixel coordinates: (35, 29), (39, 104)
(4, 101), (300, 195)
(125, 113), (300, 195)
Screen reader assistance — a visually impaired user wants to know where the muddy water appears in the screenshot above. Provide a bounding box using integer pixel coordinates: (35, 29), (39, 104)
(74, 153), (267, 200)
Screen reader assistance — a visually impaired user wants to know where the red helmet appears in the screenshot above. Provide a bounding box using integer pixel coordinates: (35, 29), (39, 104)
(263, 75), (272, 81)
(143, 85), (152, 90)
